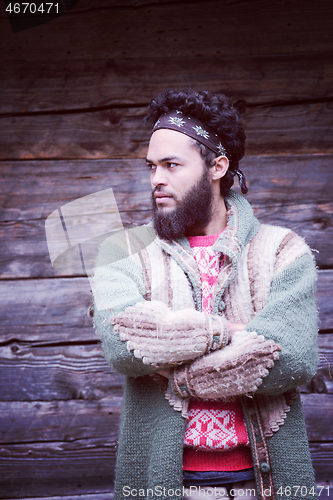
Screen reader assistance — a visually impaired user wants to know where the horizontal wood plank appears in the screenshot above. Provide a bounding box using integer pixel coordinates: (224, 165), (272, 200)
(0, 397), (331, 497)
(0, 442), (115, 498)
(1, 201), (332, 278)
(1, 156), (332, 221)
(1, 335), (331, 402)
(301, 394), (333, 442)
(1, 0), (332, 61)
(1, 54), (332, 115)
(1, 102), (332, 159)
(1, 395), (330, 444)
(0, 398), (122, 444)
(0, 271), (331, 339)
(1, 156), (333, 278)
(309, 443), (333, 484)
(0, 342), (123, 401)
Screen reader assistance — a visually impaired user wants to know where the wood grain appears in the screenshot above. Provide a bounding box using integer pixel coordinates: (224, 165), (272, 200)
(1, 156), (332, 222)
(0, 271), (332, 336)
(1, 156), (332, 277)
(0, 396), (331, 497)
(1, 336), (331, 402)
(1, 54), (332, 115)
(1, 101), (332, 159)
(1, 0), (332, 61)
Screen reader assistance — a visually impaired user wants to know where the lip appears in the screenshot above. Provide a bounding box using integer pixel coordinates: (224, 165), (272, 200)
(154, 192), (173, 200)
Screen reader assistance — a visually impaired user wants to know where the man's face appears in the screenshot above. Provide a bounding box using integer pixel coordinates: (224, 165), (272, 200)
(146, 129), (214, 240)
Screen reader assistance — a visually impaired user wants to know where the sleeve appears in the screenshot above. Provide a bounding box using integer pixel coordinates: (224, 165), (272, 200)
(93, 229), (231, 377)
(92, 229), (155, 378)
(248, 251), (318, 394)
(170, 245), (318, 400)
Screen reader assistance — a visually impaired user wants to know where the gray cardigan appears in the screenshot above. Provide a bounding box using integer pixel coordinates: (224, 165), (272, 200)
(93, 191), (318, 500)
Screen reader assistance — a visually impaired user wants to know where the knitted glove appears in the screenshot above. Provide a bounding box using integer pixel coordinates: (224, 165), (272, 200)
(111, 300), (228, 366)
(171, 330), (281, 400)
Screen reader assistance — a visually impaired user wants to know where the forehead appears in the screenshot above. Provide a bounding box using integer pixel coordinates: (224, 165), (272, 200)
(147, 129), (197, 159)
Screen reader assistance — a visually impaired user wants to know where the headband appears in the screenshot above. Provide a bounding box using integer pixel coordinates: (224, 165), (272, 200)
(152, 110), (248, 194)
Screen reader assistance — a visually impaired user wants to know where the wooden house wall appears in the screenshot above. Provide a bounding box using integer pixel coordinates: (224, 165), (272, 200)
(0, 0), (332, 498)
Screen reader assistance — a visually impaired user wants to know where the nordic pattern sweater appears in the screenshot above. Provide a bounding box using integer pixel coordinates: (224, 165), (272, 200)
(93, 191), (318, 500)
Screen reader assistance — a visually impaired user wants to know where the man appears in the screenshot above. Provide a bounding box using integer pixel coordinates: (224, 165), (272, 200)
(93, 89), (318, 500)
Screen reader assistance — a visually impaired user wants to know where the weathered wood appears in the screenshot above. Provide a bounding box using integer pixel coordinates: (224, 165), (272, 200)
(1, 54), (332, 115)
(309, 443), (333, 484)
(316, 272), (333, 331)
(0, 101), (332, 159)
(1, 336), (331, 402)
(0, 442), (115, 498)
(2, 202), (333, 279)
(301, 394), (333, 442)
(0, 271), (332, 336)
(0, 277), (93, 336)
(0, 342), (124, 401)
(1, 395), (329, 444)
(1, 0), (332, 61)
(1, 156), (332, 222)
(0, 272), (331, 339)
(0, 398), (331, 497)
(0, 398), (121, 444)
(1, 156), (333, 278)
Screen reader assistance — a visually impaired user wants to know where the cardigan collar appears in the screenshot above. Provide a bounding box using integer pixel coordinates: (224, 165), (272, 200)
(155, 190), (260, 266)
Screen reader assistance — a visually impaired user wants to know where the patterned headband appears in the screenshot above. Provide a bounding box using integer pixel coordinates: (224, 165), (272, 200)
(152, 110), (228, 157)
(152, 110), (248, 194)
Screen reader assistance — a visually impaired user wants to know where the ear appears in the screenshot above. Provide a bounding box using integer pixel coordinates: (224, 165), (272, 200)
(210, 156), (229, 180)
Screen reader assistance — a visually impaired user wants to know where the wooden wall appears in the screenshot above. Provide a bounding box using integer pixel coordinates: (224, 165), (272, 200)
(0, 1), (332, 498)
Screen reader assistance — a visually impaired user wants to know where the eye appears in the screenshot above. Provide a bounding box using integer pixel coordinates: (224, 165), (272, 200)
(167, 162), (178, 169)
(146, 163), (156, 171)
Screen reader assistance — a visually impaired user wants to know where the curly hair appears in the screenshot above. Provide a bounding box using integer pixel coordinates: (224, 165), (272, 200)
(144, 89), (246, 197)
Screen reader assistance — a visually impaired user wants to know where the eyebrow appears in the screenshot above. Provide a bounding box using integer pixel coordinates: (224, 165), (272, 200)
(145, 156), (182, 164)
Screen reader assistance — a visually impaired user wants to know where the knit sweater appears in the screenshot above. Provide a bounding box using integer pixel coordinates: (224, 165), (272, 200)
(184, 232), (252, 471)
(93, 191), (318, 500)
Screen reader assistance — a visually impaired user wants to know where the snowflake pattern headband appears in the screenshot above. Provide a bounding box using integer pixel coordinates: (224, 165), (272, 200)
(152, 110), (248, 194)
(152, 110), (228, 157)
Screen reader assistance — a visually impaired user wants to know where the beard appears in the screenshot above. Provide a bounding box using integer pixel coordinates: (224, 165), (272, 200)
(152, 167), (213, 240)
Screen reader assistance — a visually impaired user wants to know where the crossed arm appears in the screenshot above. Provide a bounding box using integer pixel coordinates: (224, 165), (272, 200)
(94, 237), (318, 400)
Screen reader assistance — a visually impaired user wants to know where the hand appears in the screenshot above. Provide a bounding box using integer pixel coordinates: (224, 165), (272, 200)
(111, 300), (228, 366)
(171, 330), (282, 400)
(227, 321), (246, 341)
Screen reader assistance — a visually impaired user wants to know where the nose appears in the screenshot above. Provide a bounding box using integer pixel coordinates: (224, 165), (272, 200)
(151, 165), (168, 188)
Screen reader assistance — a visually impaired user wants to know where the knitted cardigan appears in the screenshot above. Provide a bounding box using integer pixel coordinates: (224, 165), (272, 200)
(93, 191), (318, 500)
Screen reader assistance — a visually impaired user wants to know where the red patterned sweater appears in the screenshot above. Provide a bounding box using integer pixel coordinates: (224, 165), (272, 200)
(184, 232), (252, 471)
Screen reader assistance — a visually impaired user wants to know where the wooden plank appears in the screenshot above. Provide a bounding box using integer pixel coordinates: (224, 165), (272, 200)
(1, 156), (332, 223)
(1, 156), (333, 278)
(0, 442), (114, 498)
(1, 54), (332, 114)
(1, 201), (333, 279)
(309, 443), (333, 484)
(316, 271), (333, 332)
(1, 337), (331, 402)
(301, 333), (333, 395)
(0, 277), (94, 337)
(0, 273), (331, 339)
(0, 101), (332, 159)
(301, 394), (333, 442)
(2, 395), (330, 445)
(0, 342), (124, 401)
(1, 0), (332, 61)
(0, 402), (331, 497)
(0, 398), (121, 444)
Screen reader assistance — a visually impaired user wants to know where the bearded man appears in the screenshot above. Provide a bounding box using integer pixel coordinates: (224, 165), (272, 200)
(93, 89), (318, 500)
